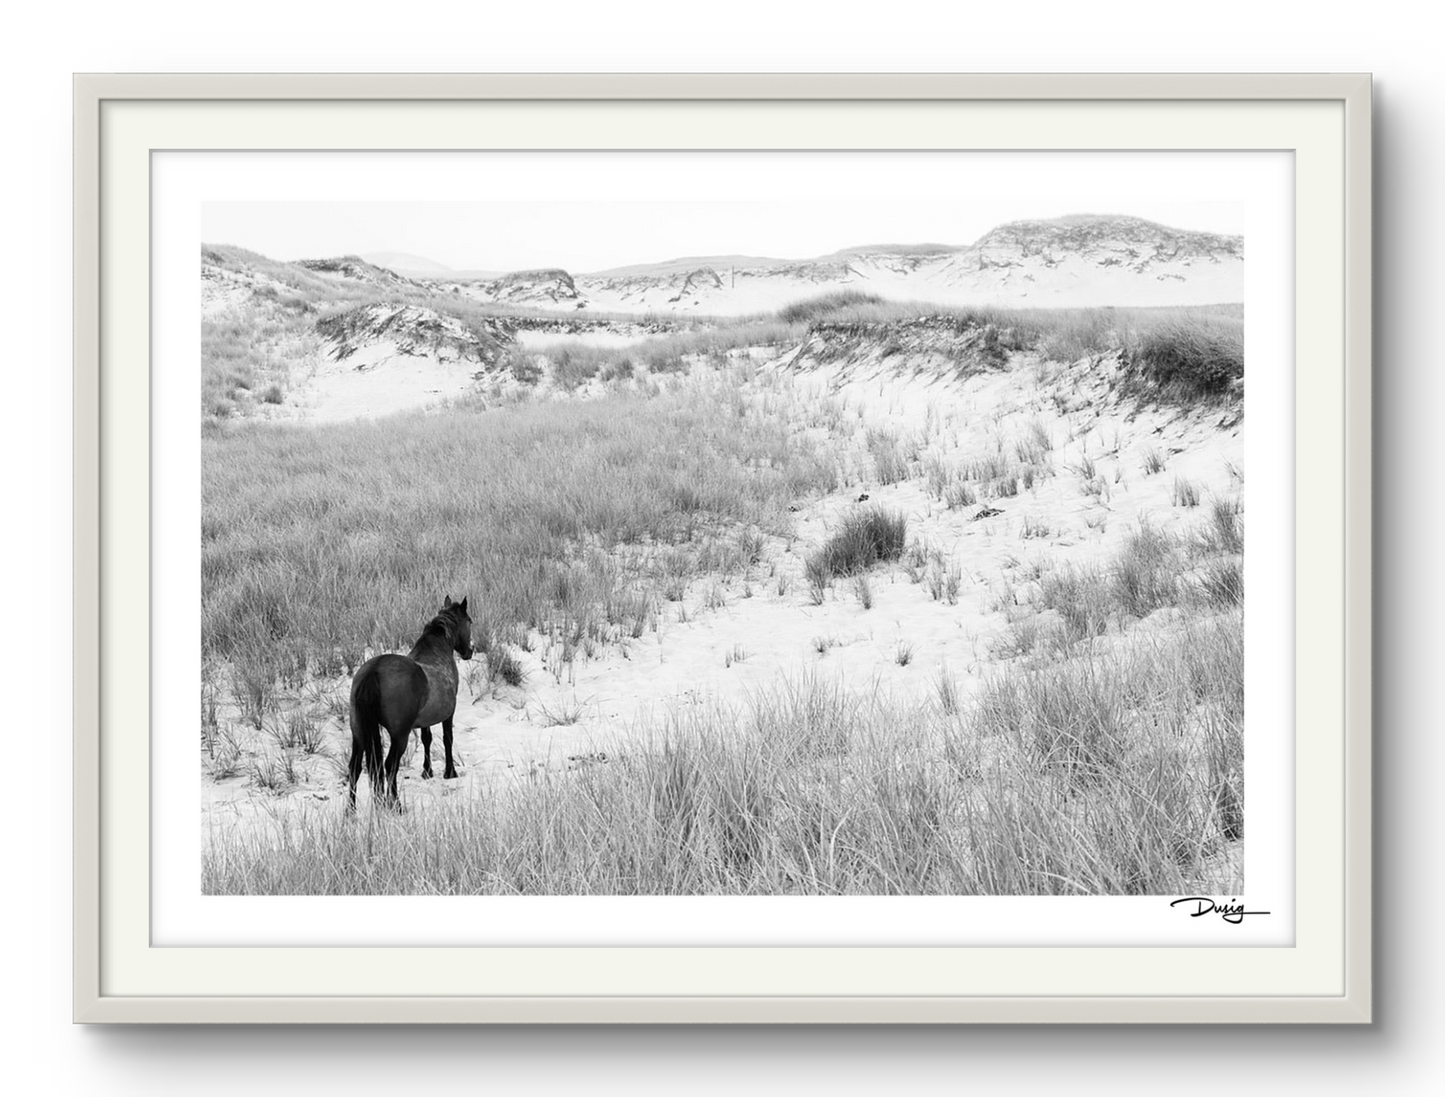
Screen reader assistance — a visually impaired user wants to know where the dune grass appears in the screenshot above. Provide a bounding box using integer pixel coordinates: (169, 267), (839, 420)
(513, 319), (804, 388)
(203, 606), (1242, 896)
(1123, 313), (1244, 403)
(202, 376), (837, 693)
(865, 427), (913, 485)
(776, 289), (886, 324)
(774, 294), (1243, 406)
(803, 508), (908, 602)
(1012, 509), (1242, 655)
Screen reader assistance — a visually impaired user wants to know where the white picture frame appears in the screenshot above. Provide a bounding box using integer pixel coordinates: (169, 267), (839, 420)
(74, 73), (1372, 1023)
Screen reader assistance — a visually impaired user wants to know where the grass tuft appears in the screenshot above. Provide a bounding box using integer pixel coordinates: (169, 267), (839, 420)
(803, 508), (908, 592)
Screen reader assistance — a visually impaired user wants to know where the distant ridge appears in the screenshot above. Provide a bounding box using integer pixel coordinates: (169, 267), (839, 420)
(820, 243), (963, 259)
(585, 254), (793, 278)
(359, 251), (456, 276)
(213, 214), (1243, 316)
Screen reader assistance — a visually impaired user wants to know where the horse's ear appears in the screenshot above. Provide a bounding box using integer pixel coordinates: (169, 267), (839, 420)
(443, 594), (454, 608)
(460, 596), (468, 613)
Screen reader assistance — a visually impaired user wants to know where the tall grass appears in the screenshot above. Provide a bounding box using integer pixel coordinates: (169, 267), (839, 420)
(776, 290), (885, 324)
(203, 379), (836, 689)
(1122, 314), (1244, 404)
(778, 296), (1243, 410)
(204, 611), (1242, 896)
(1027, 516), (1241, 652)
(804, 508), (908, 600)
(865, 428), (912, 485)
(518, 320), (804, 387)
(779, 296), (1238, 351)
(202, 302), (319, 419)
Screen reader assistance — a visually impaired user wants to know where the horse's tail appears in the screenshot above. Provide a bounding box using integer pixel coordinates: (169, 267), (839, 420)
(352, 667), (386, 788)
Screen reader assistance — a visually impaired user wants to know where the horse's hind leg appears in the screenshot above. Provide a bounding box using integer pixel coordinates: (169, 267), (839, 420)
(420, 727), (434, 779)
(366, 731), (385, 805)
(383, 728), (410, 809)
(346, 738), (364, 812)
(442, 717), (458, 780)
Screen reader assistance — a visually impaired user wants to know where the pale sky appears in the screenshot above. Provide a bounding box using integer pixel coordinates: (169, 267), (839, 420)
(202, 200), (1247, 274)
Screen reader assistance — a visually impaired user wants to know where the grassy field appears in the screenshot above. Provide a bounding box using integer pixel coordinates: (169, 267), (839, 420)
(202, 372), (838, 709)
(203, 480), (1244, 895)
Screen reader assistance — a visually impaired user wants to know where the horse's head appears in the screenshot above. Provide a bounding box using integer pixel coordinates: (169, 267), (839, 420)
(443, 594), (475, 660)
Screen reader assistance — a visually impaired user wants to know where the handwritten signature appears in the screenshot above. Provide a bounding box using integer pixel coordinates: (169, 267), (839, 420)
(1169, 897), (1271, 925)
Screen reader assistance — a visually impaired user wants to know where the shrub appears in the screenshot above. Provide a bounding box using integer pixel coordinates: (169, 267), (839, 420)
(804, 508), (908, 590)
(776, 290), (886, 325)
(600, 356), (635, 382)
(1124, 315), (1244, 404)
(547, 344), (604, 390)
(488, 645), (526, 687)
(503, 348), (543, 385)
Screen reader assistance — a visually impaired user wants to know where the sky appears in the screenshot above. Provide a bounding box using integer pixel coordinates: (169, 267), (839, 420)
(202, 199), (1248, 274)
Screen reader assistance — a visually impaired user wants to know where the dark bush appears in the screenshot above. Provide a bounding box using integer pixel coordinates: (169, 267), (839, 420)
(1125, 317), (1243, 403)
(776, 290), (886, 325)
(805, 507), (908, 592)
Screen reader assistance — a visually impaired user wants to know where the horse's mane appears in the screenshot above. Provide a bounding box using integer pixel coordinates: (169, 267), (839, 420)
(419, 605), (464, 642)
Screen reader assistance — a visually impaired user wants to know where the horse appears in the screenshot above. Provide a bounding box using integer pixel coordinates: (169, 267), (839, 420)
(347, 595), (475, 810)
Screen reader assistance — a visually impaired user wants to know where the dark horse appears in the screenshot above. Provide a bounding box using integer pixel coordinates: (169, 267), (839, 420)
(347, 595), (475, 810)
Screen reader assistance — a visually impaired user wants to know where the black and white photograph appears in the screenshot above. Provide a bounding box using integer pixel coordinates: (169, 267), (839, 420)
(59, 61), (1383, 1035)
(197, 184), (1249, 899)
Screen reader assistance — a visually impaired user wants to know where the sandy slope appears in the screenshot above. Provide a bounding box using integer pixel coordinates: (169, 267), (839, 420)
(281, 340), (484, 423)
(202, 264), (279, 317)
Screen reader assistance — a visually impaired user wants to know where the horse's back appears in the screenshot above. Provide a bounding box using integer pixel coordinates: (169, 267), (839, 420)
(351, 653), (429, 731)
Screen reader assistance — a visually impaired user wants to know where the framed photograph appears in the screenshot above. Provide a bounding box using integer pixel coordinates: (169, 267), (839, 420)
(74, 73), (1372, 1023)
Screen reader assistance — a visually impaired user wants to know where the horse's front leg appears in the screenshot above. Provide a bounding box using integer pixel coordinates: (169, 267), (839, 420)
(420, 726), (434, 779)
(442, 717), (458, 780)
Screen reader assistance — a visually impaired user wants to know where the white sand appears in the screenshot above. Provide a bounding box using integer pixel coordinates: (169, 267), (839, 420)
(282, 341), (483, 423)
